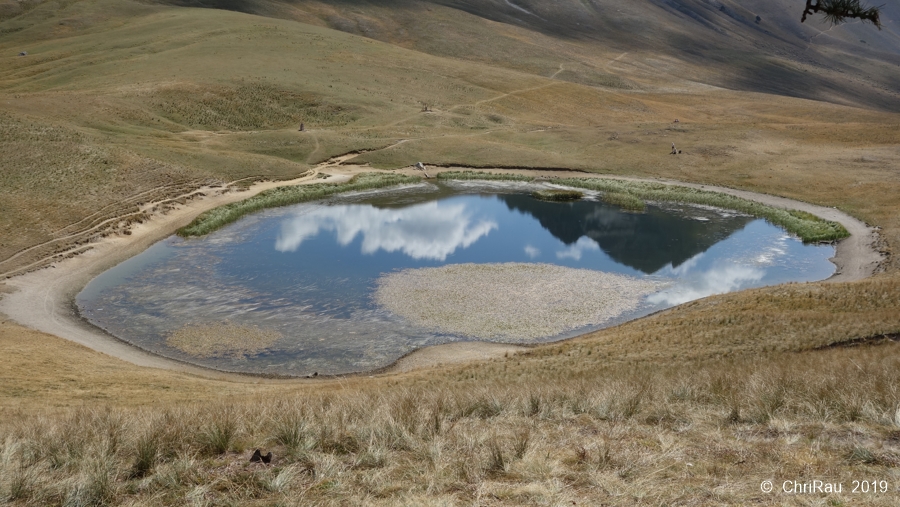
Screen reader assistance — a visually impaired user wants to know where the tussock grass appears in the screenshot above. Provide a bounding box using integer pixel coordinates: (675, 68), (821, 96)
(438, 171), (849, 242)
(177, 173), (420, 237)
(2, 345), (899, 505)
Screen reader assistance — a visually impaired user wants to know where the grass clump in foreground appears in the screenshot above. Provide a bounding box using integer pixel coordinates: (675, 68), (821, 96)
(438, 171), (849, 243)
(177, 173), (421, 237)
(531, 189), (584, 202)
(1, 345), (899, 505)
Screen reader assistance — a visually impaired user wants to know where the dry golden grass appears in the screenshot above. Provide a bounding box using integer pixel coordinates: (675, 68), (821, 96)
(0, 320), (266, 411)
(557, 274), (900, 363)
(1, 325), (899, 505)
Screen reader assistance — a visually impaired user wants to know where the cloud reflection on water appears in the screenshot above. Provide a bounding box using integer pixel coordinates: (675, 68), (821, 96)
(555, 236), (600, 260)
(649, 260), (765, 306)
(275, 202), (497, 261)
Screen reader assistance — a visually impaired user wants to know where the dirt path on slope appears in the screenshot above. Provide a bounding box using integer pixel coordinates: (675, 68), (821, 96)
(0, 165), (884, 382)
(0, 169), (336, 382)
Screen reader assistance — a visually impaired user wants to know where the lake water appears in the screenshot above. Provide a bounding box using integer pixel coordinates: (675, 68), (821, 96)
(77, 181), (835, 376)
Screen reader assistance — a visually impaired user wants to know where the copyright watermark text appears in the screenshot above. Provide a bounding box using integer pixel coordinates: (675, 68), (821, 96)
(761, 479), (891, 495)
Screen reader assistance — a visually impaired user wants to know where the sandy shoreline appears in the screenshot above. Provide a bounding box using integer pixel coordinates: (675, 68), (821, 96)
(0, 163), (885, 382)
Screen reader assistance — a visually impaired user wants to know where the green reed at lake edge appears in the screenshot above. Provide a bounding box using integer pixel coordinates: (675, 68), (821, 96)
(531, 189), (584, 202)
(599, 192), (646, 212)
(179, 170), (848, 242)
(437, 171), (849, 243)
(177, 173), (421, 237)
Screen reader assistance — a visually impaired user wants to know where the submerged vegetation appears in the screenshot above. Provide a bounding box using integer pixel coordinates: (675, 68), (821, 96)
(166, 323), (283, 359)
(375, 263), (664, 340)
(177, 173), (421, 237)
(438, 172), (849, 243)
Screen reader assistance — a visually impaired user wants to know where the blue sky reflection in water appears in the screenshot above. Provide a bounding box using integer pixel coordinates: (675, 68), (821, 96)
(77, 181), (835, 376)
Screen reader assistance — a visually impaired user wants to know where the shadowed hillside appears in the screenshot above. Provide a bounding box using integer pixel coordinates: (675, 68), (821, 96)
(153, 0), (900, 111)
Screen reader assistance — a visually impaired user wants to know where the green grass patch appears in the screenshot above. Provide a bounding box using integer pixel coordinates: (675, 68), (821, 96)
(177, 173), (421, 237)
(145, 83), (359, 131)
(437, 171), (849, 243)
(437, 172), (531, 182)
(600, 192), (646, 212)
(531, 189), (584, 202)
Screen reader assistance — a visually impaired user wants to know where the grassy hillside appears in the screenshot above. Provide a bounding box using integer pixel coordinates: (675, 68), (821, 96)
(1, 0), (899, 273)
(3, 0), (898, 275)
(159, 0), (900, 111)
(1, 287), (899, 504)
(0, 0), (899, 504)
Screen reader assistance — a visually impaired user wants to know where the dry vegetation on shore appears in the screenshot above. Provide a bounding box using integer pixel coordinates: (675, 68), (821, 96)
(2, 344), (899, 506)
(1, 272), (899, 504)
(1, 0), (900, 504)
(176, 173), (421, 237)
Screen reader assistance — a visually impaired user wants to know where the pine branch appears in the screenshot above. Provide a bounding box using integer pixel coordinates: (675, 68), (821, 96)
(802, 0), (882, 29)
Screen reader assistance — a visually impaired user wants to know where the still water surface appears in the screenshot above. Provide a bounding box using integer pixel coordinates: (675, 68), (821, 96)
(77, 181), (835, 375)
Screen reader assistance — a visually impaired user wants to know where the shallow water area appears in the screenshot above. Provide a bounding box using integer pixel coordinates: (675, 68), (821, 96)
(77, 181), (836, 376)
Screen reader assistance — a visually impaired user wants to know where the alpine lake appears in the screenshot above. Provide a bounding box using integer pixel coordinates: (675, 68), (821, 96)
(77, 180), (836, 376)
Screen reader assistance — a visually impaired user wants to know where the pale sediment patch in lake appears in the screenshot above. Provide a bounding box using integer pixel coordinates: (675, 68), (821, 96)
(374, 263), (667, 340)
(166, 323), (283, 359)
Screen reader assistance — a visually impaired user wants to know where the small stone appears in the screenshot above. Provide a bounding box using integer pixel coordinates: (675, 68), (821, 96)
(250, 449), (273, 464)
